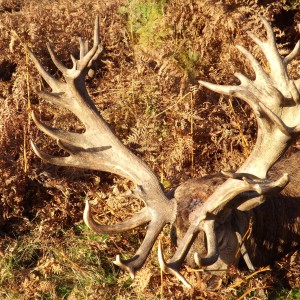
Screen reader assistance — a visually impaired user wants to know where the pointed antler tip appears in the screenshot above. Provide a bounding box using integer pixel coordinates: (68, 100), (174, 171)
(157, 241), (192, 289)
(258, 14), (267, 22)
(30, 140), (36, 149)
(221, 170), (234, 178)
(157, 240), (165, 269)
(25, 45), (35, 59)
(30, 140), (44, 159)
(113, 255), (136, 279)
(84, 199), (90, 214)
(194, 252), (200, 267)
(46, 43), (52, 53)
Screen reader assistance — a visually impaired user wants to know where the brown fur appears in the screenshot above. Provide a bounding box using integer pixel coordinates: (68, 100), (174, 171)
(172, 152), (300, 272)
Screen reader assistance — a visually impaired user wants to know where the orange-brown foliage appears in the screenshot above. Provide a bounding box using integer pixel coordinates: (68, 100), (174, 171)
(0, 0), (300, 298)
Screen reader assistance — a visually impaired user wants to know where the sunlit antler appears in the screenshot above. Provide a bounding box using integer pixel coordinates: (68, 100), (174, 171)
(159, 15), (300, 287)
(29, 17), (176, 279)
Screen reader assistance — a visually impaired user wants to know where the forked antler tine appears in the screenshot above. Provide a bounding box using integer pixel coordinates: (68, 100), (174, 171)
(113, 219), (168, 279)
(78, 16), (101, 70)
(236, 16), (300, 104)
(83, 200), (151, 233)
(162, 172), (291, 283)
(161, 15), (300, 287)
(158, 241), (192, 289)
(247, 30), (287, 87)
(248, 15), (300, 96)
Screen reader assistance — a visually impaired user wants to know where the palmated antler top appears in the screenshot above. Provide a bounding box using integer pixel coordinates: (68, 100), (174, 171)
(29, 17), (176, 279)
(159, 15), (300, 288)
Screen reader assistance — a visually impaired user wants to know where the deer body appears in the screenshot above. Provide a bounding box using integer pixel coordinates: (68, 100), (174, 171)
(172, 152), (300, 272)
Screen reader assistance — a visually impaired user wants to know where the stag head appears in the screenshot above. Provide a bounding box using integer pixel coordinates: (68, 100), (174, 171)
(158, 15), (300, 287)
(29, 16), (300, 288)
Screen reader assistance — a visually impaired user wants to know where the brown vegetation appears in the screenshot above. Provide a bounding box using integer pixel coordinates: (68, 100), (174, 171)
(0, 0), (300, 299)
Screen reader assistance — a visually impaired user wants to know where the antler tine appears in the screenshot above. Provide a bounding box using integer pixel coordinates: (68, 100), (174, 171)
(46, 43), (69, 74)
(161, 16), (300, 285)
(158, 218), (218, 288)
(113, 219), (168, 279)
(26, 46), (62, 92)
(158, 241), (192, 289)
(247, 15), (297, 99)
(31, 111), (87, 146)
(197, 220), (219, 266)
(30, 16), (177, 278)
(199, 80), (246, 101)
(79, 38), (88, 59)
(31, 140), (75, 166)
(235, 45), (269, 83)
(83, 200), (151, 233)
(160, 172), (289, 274)
(77, 16), (102, 71)
(284, 40), (300, 65)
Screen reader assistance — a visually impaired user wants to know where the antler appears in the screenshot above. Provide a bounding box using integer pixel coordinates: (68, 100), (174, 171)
(29, 17), (176, 279)
(159, 15), (300, 286)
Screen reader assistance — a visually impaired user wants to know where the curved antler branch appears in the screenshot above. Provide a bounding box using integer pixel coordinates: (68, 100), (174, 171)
(158, 241), (192, 288)
(83, 201), (152, 233)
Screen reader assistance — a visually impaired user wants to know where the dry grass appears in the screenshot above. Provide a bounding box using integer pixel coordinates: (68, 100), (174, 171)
(0, 0), (300, 299)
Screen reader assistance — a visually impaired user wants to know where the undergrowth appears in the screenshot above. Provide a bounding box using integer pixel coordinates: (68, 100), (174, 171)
(0, 0), (299, 299)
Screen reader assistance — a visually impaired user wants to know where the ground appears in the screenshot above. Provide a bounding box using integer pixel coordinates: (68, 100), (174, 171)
(0, 0), (300, 299)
